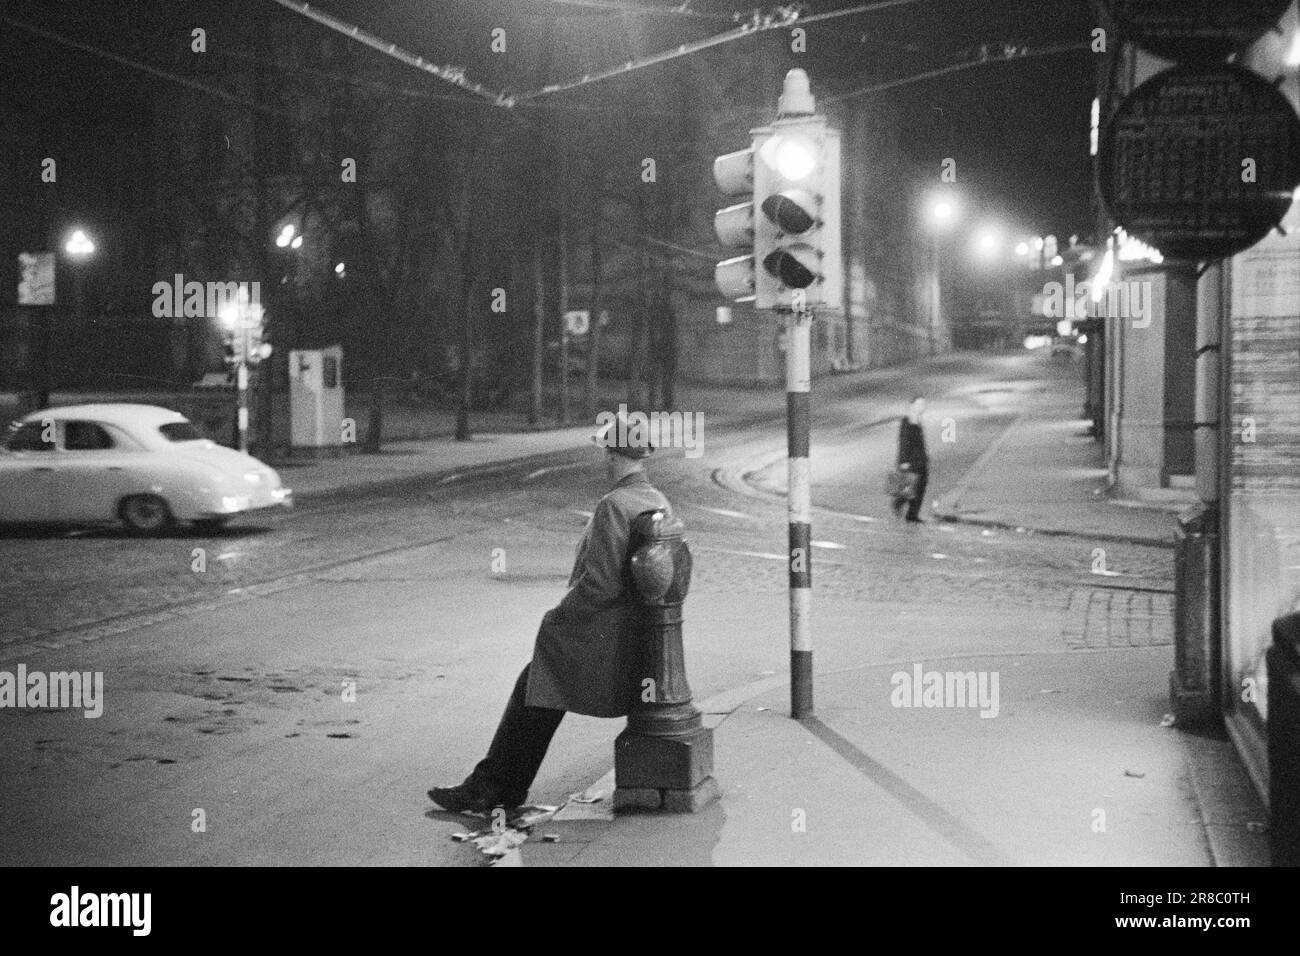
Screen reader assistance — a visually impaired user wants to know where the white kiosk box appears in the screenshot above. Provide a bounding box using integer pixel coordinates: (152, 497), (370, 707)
(288, 346), (345, 455)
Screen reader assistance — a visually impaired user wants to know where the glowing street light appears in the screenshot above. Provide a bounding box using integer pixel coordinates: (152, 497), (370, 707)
(973, 226), (1003, 258)
(64, 229), (95, 257)
(290, 234), (303, 250)
(275, 224), (296, 248)
(1015, 241), (1030, 257)
(924, 192), (958, 357)
(929, 199), (958, 230)
(218, 300), (240, 331)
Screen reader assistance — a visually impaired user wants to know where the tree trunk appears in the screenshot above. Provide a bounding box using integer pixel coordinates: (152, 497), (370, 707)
(364, 375), (385, 452)
(632, 189), (650, 409)
(530, 238), (545, 426)
(585, 193), (604, 421)
(661, 300), (677, 409)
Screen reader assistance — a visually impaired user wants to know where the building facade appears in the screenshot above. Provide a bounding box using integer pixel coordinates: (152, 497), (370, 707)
(1094, 2), (1300, 804)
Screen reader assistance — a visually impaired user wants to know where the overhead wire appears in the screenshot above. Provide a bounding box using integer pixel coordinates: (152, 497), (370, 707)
(269, 0), (514, 104)
(512, 0), (937, 101)
(822, 41), (1093, 102)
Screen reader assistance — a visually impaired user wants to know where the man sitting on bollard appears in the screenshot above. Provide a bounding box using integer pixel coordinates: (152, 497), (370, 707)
(428, 410), (671, 816)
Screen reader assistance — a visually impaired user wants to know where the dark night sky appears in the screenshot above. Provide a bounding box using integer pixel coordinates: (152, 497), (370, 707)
(3, 0), (1099, 243)
(304, 0), (1101, 239)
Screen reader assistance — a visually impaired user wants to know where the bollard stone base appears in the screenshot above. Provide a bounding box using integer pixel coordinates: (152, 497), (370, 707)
(613, 725), (717, 813)
(614, 726), (713, 787)
(612, 787), (663, 811)
(613, 777), (720, 814)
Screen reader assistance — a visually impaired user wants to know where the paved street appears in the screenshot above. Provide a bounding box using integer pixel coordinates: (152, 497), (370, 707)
(0, 351), (1218, 867)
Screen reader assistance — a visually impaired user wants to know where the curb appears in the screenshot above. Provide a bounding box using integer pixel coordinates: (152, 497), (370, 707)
(716, 439), (1174, 548)
(711, 413), (901, 507)
(932, 511), (1174, 549)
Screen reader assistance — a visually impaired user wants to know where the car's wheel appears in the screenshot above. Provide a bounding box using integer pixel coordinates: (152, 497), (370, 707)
(119, 494), (174, 534)
(192, 516), (230, 533)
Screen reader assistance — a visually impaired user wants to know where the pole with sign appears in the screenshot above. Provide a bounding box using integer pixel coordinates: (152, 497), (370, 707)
(17, 252), (56, 411)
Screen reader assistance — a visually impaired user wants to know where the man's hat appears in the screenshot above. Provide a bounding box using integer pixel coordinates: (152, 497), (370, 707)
(592, 408), (655, 460)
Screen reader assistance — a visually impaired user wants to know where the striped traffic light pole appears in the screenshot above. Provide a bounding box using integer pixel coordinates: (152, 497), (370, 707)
(714, 69), (835, 721)
(786, 301), (813, 719)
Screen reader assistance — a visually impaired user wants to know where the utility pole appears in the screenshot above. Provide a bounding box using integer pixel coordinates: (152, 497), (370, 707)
(252, 8), (275, 459)
(235, 324), (250, 453)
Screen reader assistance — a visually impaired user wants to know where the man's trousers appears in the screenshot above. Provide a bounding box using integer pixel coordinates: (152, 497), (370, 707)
(468, 664), (565, 806)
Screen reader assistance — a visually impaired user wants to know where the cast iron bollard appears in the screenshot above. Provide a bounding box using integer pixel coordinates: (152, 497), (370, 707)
(613, 509), (720, 812)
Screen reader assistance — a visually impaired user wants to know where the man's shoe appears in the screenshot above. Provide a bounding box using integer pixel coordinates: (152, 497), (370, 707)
(428, 781), (517, 816)
(905, 516), (925, 523)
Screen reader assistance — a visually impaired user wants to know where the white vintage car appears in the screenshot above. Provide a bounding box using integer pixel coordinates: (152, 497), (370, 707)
(0, 404), (292, 533)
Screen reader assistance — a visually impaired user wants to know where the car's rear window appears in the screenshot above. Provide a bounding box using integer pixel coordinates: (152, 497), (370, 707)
(65, 421), (115, 450)
(158, 421), (203, 442)
(7, 422), (54, 452)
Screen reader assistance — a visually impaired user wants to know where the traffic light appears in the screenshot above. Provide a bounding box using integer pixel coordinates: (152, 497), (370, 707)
(713, 69), (841, 312)
(223, 332), (243, 367)
(220, 311), (271, 366)
(246, 323), (272, 365)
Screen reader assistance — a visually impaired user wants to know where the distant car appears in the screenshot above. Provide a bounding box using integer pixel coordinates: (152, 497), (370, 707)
(1050, 334), (1082, 356)
(0, 404), (292, 533)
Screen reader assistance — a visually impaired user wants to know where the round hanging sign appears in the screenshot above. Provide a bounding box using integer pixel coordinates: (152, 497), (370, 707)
(1100, 0), (1293, 63)
(1097, 63), (1300, 261)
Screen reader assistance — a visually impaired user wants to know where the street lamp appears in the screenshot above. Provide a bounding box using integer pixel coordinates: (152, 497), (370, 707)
(64, 229), (95, 257)
(929, 198), (957, 229)
(63, 228), (97, 408)
(925, 193), (959, 355)
(219, 289), (267, 453)
(973, 225), (1003, 259)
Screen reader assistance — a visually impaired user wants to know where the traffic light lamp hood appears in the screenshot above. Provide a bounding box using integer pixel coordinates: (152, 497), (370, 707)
(761, 190), (817, 235)
(763, 244), (819, 290)
(778, 68), (815, 117)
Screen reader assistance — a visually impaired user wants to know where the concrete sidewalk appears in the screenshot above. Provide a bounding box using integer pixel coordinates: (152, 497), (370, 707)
(522, 650), (1267, 866)
(932, 370), (1186, 547)
(509, 357), (1266, 868)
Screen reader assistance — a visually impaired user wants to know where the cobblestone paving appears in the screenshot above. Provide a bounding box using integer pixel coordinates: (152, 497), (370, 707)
(0, 422), (1179, 659)
(1062, 586), (1175, 648)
